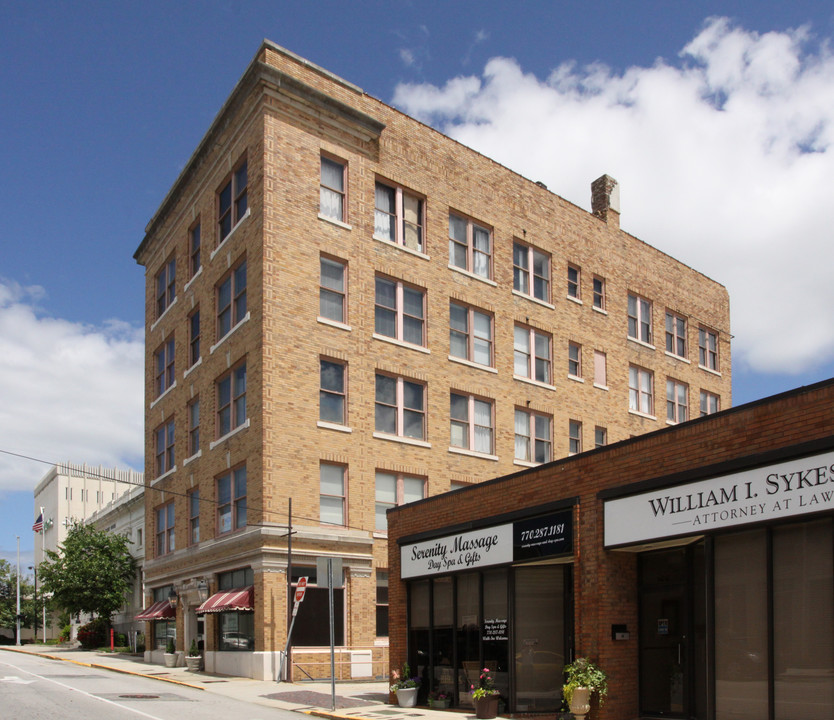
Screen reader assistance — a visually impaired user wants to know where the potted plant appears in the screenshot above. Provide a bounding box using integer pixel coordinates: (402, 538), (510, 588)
(390, 663), (421, 707)
(163, 638), (177, 668)
(562, 657), (607, 720)
(185, 638), (202, 671)
(429, 690), (450, 709)
(470, 667), (501, 719)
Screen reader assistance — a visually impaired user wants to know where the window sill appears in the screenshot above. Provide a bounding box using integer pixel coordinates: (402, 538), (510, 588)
(373, 432), (431, 449)
(317, 316), (351, 331)
(149, 381), (177, 409)
(373, 531), (388, 539)
(211, 208), (251, 261)
(150, 296), (178, 333)
(448, 356), (498, 374)
(448, 264), (497, 287)
(699, 365), (722, 377)
(210, 312), (251, 354)
(627, 337), (656, 351)
(513, 375), (556, 392)
(373, 333), (430, 354)
(183, 266), (203, 294)
(568, 374), (584, 383)
(593, 383), (609, 391)
(210, 419), (251, 449)
(318, 213), (352, 231)
(151, 466), (177, 486)
(448, 447), (499, 462)
(511, 289), (554, 310)
(373, 234), (430, 261)
(184, 357), (202, 379)
(317, 421), (352, 433)
(183, 449), (202, 466)
(592, 305), (608, 316)
(665, 351), (691, 364)
(513, 459), (541, 469)
(566, 295), (583, 305)
(629, 409), (657, 421)
(666, 419), (685, 426)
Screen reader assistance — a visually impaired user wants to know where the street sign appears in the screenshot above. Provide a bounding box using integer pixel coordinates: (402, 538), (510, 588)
(295, 576), (308, 603)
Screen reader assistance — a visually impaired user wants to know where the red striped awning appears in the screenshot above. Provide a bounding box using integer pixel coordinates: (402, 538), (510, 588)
(135, 599), (176, 621)
(195, 586), (254, 614)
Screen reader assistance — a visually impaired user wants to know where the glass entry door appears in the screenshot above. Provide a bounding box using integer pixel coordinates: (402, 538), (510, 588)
(639, 548), (691, 717)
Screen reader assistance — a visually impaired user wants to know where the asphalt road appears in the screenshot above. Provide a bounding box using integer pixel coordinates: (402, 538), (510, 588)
(0, 651), (296, 720)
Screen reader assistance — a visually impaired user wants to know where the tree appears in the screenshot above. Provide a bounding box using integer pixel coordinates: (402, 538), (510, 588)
(0, 560), (34, 634)
(39, 524), (137, 623)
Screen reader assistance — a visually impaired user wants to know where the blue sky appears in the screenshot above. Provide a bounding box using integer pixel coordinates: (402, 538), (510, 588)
(2, 1), (834, 568)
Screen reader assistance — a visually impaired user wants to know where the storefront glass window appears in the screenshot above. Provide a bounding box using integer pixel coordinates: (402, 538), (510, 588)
(456, 572), (480, 706)
(715, 530), (768, 720)
(433, 576), (454, 699)
(483, 570), (509, 700)
(773, 519), (833, 719)
(408, 580), (431, 692)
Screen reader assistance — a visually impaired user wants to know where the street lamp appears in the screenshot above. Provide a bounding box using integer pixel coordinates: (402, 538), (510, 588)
(28, 565), (38, 640)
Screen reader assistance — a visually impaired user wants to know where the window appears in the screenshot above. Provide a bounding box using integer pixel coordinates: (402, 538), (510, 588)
(216, 568), (254, 651)
(154, 419), (175, 477)
(320, 155), (346, 222)
(320, 359), (346, 425)
(188, 309), (200, 367)
(155, 257), (176, 320)
(217, 465), (246, 534)
(667, 379), (689, 423)
(568, 342), (582, 378)
(629, 365), (654, 415)
(319, 256), (346, 323)
(514, 409), (552, 464)
(700, 390), (720, 416)
(594, 350), (607, 387)
(374, 181), (424, 252)
(593, 276), (606, 310)
(189, 222), (201, 278)
(569, 420), (582, 455)
(217, 362), (246, 437)
(567, 264), (580, 300)
(155, 501), (175, 557)
(376, 570), (389, 637)
(514, 325), (552, 384)
(595, 426), (607, 448)
(374, 374), (426, 440)
(628, 293), (652, 344)
(699, 327), (719, 370)
(320, 463), (346, 526)
(218, 159), (248, 243)
(375, 471), (425, 531)
(187, 398), (200, 457)
(154, 336), (175, 397)
(450, 392), (494, 454)
(449, 212), (491, 278)
(665, 311), (687, 358)
(513, 242), (550, 301)
(374, 276), (425, 346)
(449, 302), (493, 366)
(188, 489), (200, 545)
(216, 259), (247, 340)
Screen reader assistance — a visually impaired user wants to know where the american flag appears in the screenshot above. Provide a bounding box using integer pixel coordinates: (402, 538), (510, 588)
(32, 512), (44, 533)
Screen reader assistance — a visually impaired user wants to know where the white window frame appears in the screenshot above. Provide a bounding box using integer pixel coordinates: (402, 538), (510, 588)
(449, 212), (492, 279)
(375, 471), (426, 533)
(665, 311), (688, 358)
(320, 463), (347, 527)
(567, 264), (581, 300)
(374, 181), (425, 254)
(155, 418), (175, 477)
(155, 256), (176, 320)
(319, 255), (347, 325)
(513, 241), (550, 302)
(450, 392), (494, 455)
(569, 419), (582, 455)
(374, 373), (426, 441)
(320, 358), (347, 426)
(700, 390), (720, 416)
(568, 342), (582, 379)
(218, 159), (248, 245)
(374, 276), (426, 347)
(595, 426), (607, 448)
(628, 293), (653, 344)
(629, 365), (654, 416)
(666, 378), (689, 424)
(320, 155), (347, 223)
(592, 276), (606, 311)
(154, 335), (175, 398)
(449, 301), (493, 367)
(699, 327), (719, 371)
(514, 325), (552, 384)
(514, 409), (552, 464)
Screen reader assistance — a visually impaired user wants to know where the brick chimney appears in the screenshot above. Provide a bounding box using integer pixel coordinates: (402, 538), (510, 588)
(591, 174), (620, 229)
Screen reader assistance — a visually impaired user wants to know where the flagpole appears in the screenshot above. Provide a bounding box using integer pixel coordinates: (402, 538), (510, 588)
(40, 507), (46, 642)
(16, 535), (21, 646)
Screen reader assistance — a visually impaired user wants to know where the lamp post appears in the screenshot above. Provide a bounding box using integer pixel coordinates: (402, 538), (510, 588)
(15, 536), (20, 646)
(28, 565), (38, 641)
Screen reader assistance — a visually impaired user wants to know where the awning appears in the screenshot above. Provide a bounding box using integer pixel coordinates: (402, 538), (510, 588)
(196, 586), (254, 614)
(135, 599), (175, 621)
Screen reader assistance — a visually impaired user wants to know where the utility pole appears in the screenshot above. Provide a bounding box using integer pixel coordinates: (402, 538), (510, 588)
(28, 565), (38, 640)
(15, 536), (21, 646)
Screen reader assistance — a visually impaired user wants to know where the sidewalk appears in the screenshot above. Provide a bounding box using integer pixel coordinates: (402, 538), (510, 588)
(0, 645), (459, 720)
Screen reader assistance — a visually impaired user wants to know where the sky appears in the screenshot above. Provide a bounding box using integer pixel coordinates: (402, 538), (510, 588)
(2, 1), (834, 567)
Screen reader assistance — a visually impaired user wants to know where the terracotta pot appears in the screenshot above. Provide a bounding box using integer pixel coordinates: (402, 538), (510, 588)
(397, 687), (418, 707)
(569, 687), (592, 720)
(474, 694), (500, 719)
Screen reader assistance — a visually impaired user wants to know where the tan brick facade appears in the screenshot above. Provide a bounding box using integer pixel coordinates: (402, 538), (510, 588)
(133, 41), (730, 680)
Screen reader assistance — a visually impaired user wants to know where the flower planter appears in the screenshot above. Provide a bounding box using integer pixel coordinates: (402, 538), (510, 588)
(185, 655), (202, 671)
(163, 652), (177, 668)
(396, 687), (418, 707)
(429, 699), (449, 709)
(568, 687), (591, 720)
(474, 695), (500, 719)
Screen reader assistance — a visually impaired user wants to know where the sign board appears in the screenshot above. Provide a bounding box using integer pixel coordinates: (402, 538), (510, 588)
(316, 557), (344, 588)
(513, 511), (572, 562)
(295, 576), (308, 603)
(604, 449), (834, 547)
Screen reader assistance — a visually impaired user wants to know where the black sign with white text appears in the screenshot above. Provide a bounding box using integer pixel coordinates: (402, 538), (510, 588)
(513, 510), (573, 561)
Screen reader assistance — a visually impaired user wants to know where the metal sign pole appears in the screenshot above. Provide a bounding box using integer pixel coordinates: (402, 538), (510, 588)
(329, 559), (336, 711)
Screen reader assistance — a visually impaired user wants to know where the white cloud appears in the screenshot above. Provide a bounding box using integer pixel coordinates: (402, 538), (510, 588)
(0, 280), (144, 491)
(392, 17), (834, 375)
